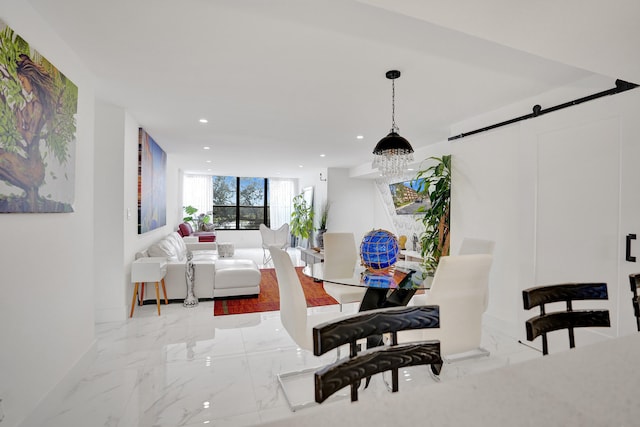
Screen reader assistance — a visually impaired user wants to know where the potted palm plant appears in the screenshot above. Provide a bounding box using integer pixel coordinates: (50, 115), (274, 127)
(290, 193), (315, 248)
(183, 205), (211, 231)
(183, 205), (199, 229)
(415, 155), (451, 272)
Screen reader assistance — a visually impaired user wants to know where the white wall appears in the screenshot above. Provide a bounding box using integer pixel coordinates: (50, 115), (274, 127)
(326, 168), (377, 244)
(0, 2), (96, 425)
(94, 101), (126, 322)
(122, 113), (181, 313)
(93, 104), (179, 323)
(414, 87), (640, 340)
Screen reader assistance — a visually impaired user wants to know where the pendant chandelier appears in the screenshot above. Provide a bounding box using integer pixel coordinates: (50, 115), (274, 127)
(372, 70), (414, 178)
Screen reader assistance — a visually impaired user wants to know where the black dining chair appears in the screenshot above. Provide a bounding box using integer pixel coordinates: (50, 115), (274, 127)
(312, 305), (442, 404)
(629, 274), (640, 332)
(522, 282), (610, 355)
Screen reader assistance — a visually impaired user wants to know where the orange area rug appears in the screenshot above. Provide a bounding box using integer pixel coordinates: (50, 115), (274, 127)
(214, 267), (339, 315)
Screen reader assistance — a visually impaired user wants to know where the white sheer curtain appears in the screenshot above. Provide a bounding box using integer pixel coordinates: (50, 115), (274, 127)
(269, 178), (295, 229)
(183, 174), (213, 215)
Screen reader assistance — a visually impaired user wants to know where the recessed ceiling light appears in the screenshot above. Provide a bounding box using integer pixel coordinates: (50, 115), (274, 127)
(299, 165), (303, 168)
(203, 146), (210, 150)
(199, 118), (208, 123)
(206, 160), (211, 163)
(320, 154), (326, 157)
(407, 168), (414, 171)
(356, 135), (364, 140)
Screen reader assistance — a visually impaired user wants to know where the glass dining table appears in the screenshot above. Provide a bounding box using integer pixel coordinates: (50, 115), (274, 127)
(304, 260), (433, 349)
(303, 260), (433, 312)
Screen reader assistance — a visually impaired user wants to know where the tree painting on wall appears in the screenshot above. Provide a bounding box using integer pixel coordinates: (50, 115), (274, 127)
(0, 20), (78, 213)
(138, 128), (166, 234)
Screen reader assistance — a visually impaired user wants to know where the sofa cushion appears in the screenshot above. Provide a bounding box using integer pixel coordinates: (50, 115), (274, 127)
(165, 232), (187, 262)
(148, 239), (179, 261)
(172, 232), (188, 254)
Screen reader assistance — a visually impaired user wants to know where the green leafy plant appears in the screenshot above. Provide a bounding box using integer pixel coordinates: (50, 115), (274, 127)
(319, 202), (329, 230)
(415, 155), (451, 272)
(183, 205), (211, 230)
(183, 205), (198, 227)
(291, 193), (315, 243)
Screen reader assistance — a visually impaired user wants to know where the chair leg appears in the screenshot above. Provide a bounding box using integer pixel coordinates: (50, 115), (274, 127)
(139, 283), (145, 305)
(277, 367), (321, 412)
(568, 327), (575, 349)
(442, 347), (490, 363)
(129, 282), (139, 318)
(263, 248), (272, 265)
(161, 278), (168, 304)
(154, 281), (161, 315)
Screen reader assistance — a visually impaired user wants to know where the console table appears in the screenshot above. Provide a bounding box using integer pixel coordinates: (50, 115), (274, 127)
(299, 247), (324, 265)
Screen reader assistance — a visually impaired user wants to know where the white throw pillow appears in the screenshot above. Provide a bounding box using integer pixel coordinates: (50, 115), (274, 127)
(148, 239), (179, 261)
(165, 233), (186, 262)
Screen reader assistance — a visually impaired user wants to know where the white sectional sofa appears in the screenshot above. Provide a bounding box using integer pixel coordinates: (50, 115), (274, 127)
(136, 232), (260, 301)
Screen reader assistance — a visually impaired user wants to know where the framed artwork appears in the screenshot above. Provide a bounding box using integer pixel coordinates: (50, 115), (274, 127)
(138, 128), (166, 233)
(0, 20), (78, 213)
(388, 179), (429, 215)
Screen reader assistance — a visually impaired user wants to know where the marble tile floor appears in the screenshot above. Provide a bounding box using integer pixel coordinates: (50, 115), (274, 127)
(30, 248), (541, 427)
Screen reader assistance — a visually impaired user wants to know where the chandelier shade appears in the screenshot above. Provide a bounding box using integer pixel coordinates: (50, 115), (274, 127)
(373, 70), (414, 177)
(373, 131), (414, 156)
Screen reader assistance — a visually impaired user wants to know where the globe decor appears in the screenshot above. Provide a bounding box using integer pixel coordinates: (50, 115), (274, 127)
(360, 229), (399, 273)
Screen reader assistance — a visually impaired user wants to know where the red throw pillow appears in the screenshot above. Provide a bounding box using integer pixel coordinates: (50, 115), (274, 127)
(178, 223), (192, 237)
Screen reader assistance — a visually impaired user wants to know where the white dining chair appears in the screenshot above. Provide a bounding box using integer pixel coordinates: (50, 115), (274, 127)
(269, 245), (346, 411)
(322, 232), (366, 311)
(400, 254), (493, 361)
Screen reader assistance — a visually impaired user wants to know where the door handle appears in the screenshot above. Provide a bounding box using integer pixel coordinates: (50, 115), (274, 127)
(626, 234), (637, 262)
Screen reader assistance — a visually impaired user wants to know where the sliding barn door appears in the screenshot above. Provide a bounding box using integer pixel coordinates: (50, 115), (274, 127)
(526, 90), (640, 351)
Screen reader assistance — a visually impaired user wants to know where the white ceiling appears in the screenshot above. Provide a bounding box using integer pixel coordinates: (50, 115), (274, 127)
(25, 0), (639, 179)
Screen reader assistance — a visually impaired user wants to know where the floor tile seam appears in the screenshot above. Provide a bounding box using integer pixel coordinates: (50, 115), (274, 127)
(242, 344), (302, 358)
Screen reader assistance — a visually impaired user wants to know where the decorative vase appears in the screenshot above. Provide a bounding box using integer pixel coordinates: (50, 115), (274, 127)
(183, 251), (198, 307)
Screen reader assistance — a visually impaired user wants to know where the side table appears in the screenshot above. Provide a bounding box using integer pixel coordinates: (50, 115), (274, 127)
(130, 257), (168, 317)
(299, 247), (324, 265)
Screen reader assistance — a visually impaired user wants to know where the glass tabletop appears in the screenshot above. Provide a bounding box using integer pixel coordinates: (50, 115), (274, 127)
(303, 261), (433, 290)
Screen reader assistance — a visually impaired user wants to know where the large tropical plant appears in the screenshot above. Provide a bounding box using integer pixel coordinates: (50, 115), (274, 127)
(290, 193), (314, 244)
(415, 155), (451, 272)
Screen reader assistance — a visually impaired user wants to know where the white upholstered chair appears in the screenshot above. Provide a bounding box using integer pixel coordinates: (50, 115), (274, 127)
(260, 223), (289, 265)
(459, 237), (495, 255)
(322, 232), (366, 311)
(458, 238), (494, 310)
(400, 254), (493, 360)
(269, 245), (345, 411)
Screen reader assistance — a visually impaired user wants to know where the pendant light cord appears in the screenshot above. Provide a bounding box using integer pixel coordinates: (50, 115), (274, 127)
(391, 79), (398, 133)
